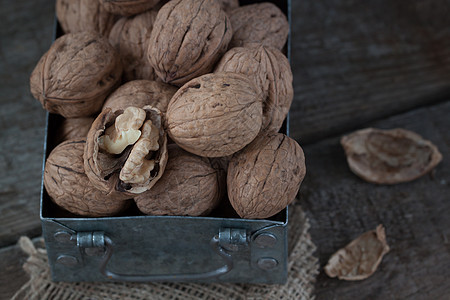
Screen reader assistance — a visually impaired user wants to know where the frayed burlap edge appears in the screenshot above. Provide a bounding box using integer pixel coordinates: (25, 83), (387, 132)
(11, 205), (318, 300)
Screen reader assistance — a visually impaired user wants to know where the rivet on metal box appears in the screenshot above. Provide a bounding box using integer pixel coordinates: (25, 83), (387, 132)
(40, 0), (292, 284)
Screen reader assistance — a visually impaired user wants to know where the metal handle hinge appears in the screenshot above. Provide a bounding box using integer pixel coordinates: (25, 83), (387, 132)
(74, 228), (247, 282)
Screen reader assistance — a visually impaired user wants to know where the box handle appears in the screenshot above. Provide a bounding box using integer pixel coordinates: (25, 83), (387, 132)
(78, 230), (246, 282)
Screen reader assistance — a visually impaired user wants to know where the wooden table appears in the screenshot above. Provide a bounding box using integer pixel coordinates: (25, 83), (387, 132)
(1, 0), (449, 299)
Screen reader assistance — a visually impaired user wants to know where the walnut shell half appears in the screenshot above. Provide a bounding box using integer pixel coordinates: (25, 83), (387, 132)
(227, 133), (306, 219)
(56, 0), (117, 36)
(215, 44), (293, 133)
(30, 32), (123, 118)
(147, 0), (232, 86)
(44, 139), (130, 217)
(102, 80), (177, 114)
(325, 225), (390, 281)
(84, 106), (168, 195)
(229, 2), (289, 50)
(109, 9), (158, 81)
(166, 72), (263, 157)
(134, 144), (222, 216)
(341, 128), (443, 184)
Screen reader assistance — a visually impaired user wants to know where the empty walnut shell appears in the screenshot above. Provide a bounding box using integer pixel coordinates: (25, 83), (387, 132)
(134, 144), (222, 216)
(325, 225), (390, 281)
(227, 133), (306, 219)
(55, 117), (94, 144)
(341, 128), (443, 184)
(109, 10), (158, 81)
(56, 0), (117, 36)
(30, 32), (123, 118)
(102, 80), (177, 114)
(99, 0), (161, 16)
(215, 44), (293, 133)
(84, 105), (168, 196)
(44, 139), (130, 217)
(147, 0), (232, 86)
(166, 72), (263, 157)
(229, 3), (289, 50)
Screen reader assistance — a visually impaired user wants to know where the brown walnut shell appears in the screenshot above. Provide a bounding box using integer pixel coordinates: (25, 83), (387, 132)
(227, 133), (306, 219)
(166, 72), (263, 157)
(102, 80), (177, 114)
(215, 44), (293, 133)
(147, 0), (232, 86)
(134, 144), (222, 216)
(30, 32), (123, 118)
(109, 10), (158, 81)
(325, 225), (390, 281)
(55, 117), (94, 144)
(84, 106), (168, 195)
(216, 0), (239, 14)
(44, 139), (130, 217)
(99, 0), (161, 16)
(56, 0), (117, 36)
(341, 128), (443, 184)
(229, 2), (289, 50)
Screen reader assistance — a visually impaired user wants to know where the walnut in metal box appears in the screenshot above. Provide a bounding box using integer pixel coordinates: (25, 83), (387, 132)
(40, 0), (292, 284)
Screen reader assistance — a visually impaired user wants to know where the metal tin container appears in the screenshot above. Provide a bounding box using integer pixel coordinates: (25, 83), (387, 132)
(40, 0), (292, 284)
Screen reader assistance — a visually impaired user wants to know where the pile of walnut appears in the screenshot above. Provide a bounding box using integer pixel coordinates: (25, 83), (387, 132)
(31, 0), (306, 219)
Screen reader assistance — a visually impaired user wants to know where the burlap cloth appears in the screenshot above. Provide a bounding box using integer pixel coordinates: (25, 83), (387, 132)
(11, 204), (318, 300)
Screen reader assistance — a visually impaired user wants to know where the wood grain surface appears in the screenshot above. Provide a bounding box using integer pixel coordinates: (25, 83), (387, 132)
(0, 0), (449, 299)
(290, 0), (450, 144)
(297, 101), (450, 299)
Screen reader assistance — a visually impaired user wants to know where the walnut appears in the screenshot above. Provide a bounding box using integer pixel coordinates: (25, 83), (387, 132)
(147, 0), (232, 86)
(227, 133), (306, 219)
(84, 106), (168, 195)
(325, 225), (390, 281)
(99, 0), (161, 16)
(102, 80), (177, 114)
(44, 139), (130, 217)
(56, 0), (117, 36)
(30, 32), (123, 118)
(109, 10), (158, 81)
(134, 144), (222, 216)
(166, 72), (263, 157)
(229, 3), (289, 50)
(56, 117), (94, 144)
(215, 44), (293, 133)
(215, 0), (239, 14)
(341, 128), (443, 184)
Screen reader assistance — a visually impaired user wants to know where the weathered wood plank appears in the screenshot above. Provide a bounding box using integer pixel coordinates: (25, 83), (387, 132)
(297, 101), (450, 299)
(0, 0), (55, 247)
(289, 0), (450, 144)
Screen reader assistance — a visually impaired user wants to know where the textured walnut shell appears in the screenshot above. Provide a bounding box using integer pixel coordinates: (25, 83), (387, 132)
(227, 133), (306, 219)
(215, 44), (293, 133)
(229, 3), (289, 50)
(84, 106), (168, 195)
(102, 80), (177, 114)
(109, 10), (158, 81)
(30, 32), (123, 118)
(44, 139), (130, 217)
(56, 0), (117, 36)
(216, 0), (239, 14)
(325, 225), (390, 281)
(166, 72), (263, 157)
(341, 128), (443, 184)
(134, 145), (222, 216)
(99, 0), (161, 16)
(147, 0), (232, 86)
(55, 117), (94, 144)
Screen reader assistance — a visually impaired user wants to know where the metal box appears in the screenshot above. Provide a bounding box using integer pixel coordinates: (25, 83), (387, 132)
(40, 0), (291, 284)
